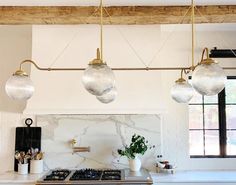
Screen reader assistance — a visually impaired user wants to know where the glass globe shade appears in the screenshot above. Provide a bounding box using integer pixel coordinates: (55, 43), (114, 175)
(171, 80), (194, 103)
(5, 75), (34, 100)
(96, 87), (117, 104)
(82, 64), (115, 96)
(192, 63), (226, 96)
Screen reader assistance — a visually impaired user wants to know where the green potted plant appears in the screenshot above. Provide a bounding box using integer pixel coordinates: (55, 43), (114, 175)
(117, 134), (154, 171)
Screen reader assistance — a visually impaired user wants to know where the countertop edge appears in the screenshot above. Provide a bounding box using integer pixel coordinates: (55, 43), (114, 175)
(2, 170), (236, 184)
(151, 170), (236, 183)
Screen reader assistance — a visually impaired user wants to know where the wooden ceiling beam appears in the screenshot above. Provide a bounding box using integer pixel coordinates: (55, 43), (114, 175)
(0, 5), (235, 25)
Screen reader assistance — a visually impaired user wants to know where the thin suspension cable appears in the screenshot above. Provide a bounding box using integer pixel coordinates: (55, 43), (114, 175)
(48, 7), (99, 68)
(147, 6), (192, 67)
(100, 0), (103, 60)
(102, 7), (148, 67)
(103, 6), (192, 68)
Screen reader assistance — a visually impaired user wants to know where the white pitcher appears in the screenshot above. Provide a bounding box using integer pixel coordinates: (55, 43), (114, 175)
(129, 157), (141, 171)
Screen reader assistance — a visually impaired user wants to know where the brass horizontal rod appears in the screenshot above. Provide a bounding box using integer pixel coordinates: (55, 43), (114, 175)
(25, 66), (236, 71)
(30, 67), (191, 71)
(20, 60), (236, 71)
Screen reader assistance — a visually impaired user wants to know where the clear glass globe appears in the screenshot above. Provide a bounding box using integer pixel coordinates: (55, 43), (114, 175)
(171, 80), (194, 103)
(96, 87), (117, 104)
(5, 75), (34, 100)
(192, 63), (226, 96)
(82, 64), (115, 96)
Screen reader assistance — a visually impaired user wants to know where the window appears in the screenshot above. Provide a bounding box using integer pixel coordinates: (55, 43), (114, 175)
(189, 77), (236, 158)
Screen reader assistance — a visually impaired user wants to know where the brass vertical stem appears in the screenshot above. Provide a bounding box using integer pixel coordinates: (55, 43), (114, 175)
(191, 0), (195, 68)
(97, 48), (101, 59)
(100, 0), (103, 61)
(181, 69), (184, 79)
(201, 47), (209, 61)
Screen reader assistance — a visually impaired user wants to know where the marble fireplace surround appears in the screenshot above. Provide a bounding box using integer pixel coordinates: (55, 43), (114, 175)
(36, 114), (162, 172)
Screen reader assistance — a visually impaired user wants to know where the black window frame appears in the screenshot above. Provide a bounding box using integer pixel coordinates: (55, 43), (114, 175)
(189, 76), (236, 158)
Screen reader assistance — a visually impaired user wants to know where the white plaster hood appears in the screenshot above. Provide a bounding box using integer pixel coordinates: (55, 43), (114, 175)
(24, 25), (167, 114)
(23, 23), (236, 115)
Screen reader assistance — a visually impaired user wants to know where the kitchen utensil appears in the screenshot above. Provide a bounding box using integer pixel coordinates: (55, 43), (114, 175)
(14, 118), (41, 171)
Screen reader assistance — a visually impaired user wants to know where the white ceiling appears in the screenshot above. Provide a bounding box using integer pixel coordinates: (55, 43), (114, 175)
(0, 0), (235, 6)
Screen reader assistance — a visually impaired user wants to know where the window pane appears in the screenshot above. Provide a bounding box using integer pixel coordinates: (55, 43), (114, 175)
(226, 80), (236, 104)
(226, 105), (236, 129)
(205, 130), (220, 155)
(204, 95), (218, 104)
(227, 131), (236, 155)
(189, 105), (203, 129)
(189, 89), (202, 104)
(189, 131), (204, 155)
(204, 105), (219, 129)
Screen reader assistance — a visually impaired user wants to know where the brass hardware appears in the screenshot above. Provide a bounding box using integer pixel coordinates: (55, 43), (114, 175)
(73, 147), (91, 153)
(199, 47), (216, 65)
(17, 59), (236, 72)
(89, 48), (105, 65)
(13, 69), (28, 76)
(175, 68), (191, 83)
(70, 139), (90, 154)
(71, 139), (77, 147)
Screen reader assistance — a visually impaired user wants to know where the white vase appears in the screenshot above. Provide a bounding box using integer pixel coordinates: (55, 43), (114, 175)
(129, 157), (141, 171)
(30, 160), (43, 174)
(18, 163), (28, 175)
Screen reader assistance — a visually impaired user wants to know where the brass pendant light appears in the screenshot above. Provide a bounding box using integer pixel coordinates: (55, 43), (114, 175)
(81, 0), (116, 102)
(5, 63), (34, 101)
(192, 47), (226, 96)
(170, 0), (195, 103)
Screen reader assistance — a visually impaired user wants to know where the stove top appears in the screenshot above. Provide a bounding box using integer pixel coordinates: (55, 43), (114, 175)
(42, 169), (122, 182)
(37, 168), (153, 185)
(70, 169), (103, 181)
(101, 170), (122, 180)
(44, 169), (71, 181)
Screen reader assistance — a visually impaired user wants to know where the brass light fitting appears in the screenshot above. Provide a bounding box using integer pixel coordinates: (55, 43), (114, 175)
(199, 47), (217, 65)
(89, 48), (105, 65)
(13, 69), (28, 76)
(175, 69), (187, 83)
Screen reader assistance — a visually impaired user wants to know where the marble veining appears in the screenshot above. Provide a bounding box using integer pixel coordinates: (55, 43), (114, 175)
(37, 114), (162, 172)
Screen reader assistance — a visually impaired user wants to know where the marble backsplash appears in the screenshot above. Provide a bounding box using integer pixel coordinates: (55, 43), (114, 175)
(36, 114), (162, 172)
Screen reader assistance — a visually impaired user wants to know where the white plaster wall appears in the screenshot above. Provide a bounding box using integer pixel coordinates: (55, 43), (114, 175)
(0, 26), (32, 113)
(0, 112), (24, 172)
(0, 26), (32, 173)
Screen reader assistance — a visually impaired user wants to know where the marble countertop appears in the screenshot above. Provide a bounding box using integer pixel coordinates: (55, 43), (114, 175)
(151, 170), (236, 183)
(0, 171), (45, 184)
(1, 170), (236, 184)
